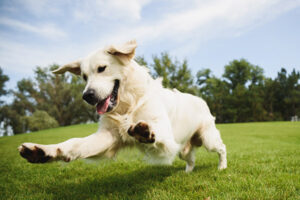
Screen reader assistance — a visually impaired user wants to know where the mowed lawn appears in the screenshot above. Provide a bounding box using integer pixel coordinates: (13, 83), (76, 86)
(0, 122), (299, 200)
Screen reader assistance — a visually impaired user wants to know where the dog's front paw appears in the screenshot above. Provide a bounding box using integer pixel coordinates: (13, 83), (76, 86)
(127, 121), (155, 143)
(18, 143), (52, 163)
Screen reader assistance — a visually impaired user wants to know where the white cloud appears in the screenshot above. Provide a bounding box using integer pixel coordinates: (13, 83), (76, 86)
(0, 40), (56, 74)
(84, 0), (300, 62)
(13, 0), (62, 16)
(73, 0), (151, 22)
(96, 0), (151, 20)
(2, 0), (298, 71)
(0, 17), (66, 39)
(3, 0), (151, 22)
(0, 0), (300, 88)
(103, 0), (300, 46)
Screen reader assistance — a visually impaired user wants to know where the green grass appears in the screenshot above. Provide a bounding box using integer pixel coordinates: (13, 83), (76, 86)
(0, 122), (299, 200)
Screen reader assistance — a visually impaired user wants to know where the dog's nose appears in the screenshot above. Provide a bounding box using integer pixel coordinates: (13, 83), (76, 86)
(82, 89), (98, 105)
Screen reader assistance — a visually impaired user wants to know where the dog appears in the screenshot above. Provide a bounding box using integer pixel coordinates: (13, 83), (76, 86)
(18, 40), (227, 172)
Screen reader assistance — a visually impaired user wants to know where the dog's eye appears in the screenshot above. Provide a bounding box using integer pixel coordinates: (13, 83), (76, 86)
(97, 66), (106, 73)
(83, 74), (87, 81)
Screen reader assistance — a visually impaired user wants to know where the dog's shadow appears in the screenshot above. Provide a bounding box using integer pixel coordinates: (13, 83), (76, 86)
(46, 165), (185, 199)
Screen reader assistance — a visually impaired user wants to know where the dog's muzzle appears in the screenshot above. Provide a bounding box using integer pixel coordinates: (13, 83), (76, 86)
(82, 80), (120, 114)
(82, 89), (98, 105)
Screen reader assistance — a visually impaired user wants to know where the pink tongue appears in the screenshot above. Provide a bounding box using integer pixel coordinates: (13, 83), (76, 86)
(97, 96), (111, 114)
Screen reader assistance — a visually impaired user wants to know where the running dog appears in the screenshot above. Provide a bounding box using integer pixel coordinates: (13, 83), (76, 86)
(18, 40), (227, 172)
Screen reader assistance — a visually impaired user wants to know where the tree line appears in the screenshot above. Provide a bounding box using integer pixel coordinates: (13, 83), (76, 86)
(0, 53), (299, 135)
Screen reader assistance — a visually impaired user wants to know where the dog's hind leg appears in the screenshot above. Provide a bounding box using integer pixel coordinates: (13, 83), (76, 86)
(18, 129), (118, 163)
(179, 133), (202, 172)
(179, 141), (196, 172)
(199, 123), (227, 170)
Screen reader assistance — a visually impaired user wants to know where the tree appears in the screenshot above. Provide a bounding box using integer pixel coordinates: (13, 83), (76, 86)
(272, 68), (300, 120)
(262, 78), (281, 120)
(0, 68), (11, 136)
(221, 59), (267, 122)
(0, 67), (9, 104)
(196, 70), (230, 122)
(284, 69), (300, 118)
(135, 56), (148, 67)
(151, 52), (197, 94)
(223, 59), (252, 90)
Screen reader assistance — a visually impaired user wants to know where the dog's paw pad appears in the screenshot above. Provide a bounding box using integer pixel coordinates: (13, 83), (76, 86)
(127, 125), (135, 136)
(19, 144), (52, 163)
(127, 122), (155, 143)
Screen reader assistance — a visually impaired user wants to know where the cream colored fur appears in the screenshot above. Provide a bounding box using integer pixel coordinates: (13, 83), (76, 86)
(18, 40), (227, 172)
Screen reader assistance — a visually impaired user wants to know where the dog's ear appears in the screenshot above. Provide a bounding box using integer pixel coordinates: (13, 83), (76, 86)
(106, 40), (137, 65)
(52, 60), (81, 75)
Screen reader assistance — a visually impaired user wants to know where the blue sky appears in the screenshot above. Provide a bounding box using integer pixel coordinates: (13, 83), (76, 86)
(0, 0), (300, 95)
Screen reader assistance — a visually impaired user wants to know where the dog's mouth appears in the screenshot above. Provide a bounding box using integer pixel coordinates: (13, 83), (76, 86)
(96, 79), (120, 115)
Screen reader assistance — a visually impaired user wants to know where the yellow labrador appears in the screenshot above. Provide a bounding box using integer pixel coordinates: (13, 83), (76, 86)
(18, 40), (227, 172)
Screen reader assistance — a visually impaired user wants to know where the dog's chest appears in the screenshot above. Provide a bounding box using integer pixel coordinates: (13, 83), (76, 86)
(106, 113), (136, 143)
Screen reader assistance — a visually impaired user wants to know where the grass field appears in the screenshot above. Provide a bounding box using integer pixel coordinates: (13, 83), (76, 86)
(0, 122), (299, 200)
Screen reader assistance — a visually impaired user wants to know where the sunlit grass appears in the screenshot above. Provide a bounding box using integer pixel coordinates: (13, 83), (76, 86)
(0, 122), (299, 199)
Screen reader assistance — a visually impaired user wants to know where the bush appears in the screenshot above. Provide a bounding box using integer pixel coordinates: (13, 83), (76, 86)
(27, 110), (59, 131)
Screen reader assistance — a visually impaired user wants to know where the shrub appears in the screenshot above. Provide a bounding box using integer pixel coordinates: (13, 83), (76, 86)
(27, 110), (59, 131)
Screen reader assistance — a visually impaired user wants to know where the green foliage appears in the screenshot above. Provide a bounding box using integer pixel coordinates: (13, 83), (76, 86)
(27, 110), (59, 131)
(0, 68), (11, 136)
(0, 67), (9, 103)
(223, 59), (260, 89)
(0, 122), (299, 199)
(151, 52), (198, 95)
(273, 68), (300, 120)
(135, 55), (148, 67)
(197, 59), (300, 123)
(0, 105), (24, 135)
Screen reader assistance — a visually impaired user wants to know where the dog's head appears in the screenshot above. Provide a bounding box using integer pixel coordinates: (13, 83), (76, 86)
(53, 40), (137, 114)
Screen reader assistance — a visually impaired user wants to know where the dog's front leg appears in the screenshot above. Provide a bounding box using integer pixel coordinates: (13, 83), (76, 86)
(127, 121), (155, 144)
(128, 117), (180, 164)
(18, 130), (116, 163)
